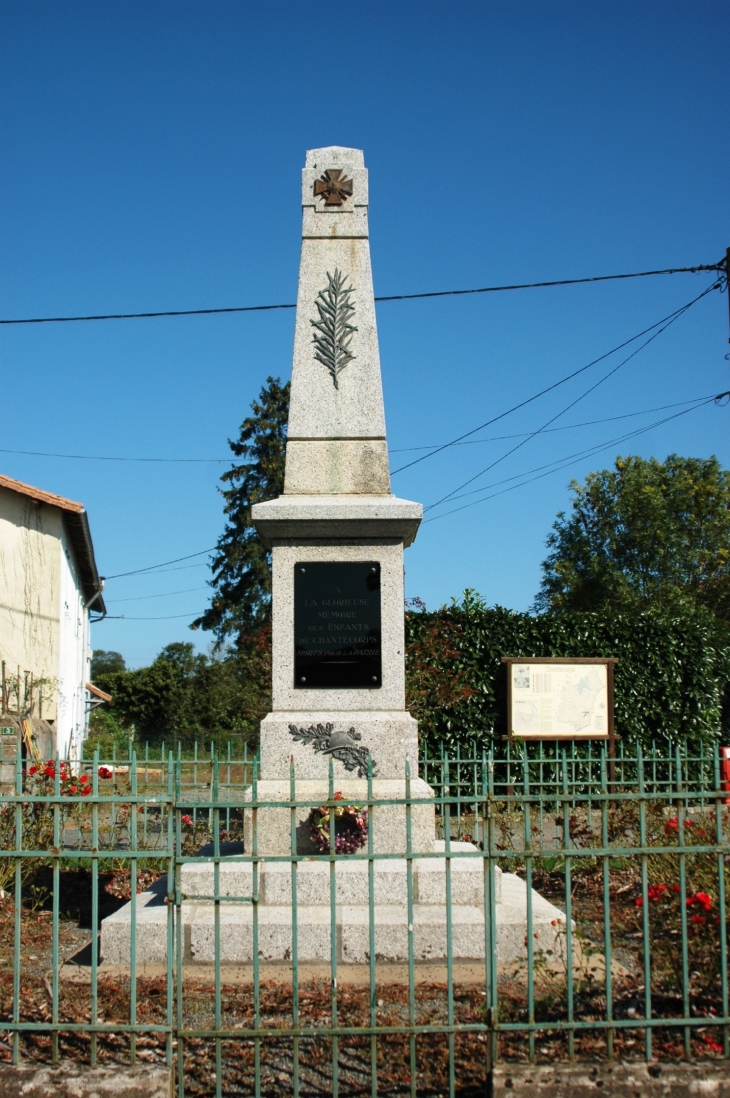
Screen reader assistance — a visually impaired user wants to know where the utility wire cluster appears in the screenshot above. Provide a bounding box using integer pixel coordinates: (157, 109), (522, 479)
(0, 260), (724, 325)
(5, 256), (724, 614)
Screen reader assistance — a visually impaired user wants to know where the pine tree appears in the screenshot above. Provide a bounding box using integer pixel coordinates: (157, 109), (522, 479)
(192, 377), (289, 646)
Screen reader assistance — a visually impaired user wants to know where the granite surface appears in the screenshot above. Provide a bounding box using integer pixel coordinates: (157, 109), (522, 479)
(252, 496), (422, 548)
(269, 542), (407, 712)
(284, 439), (390, 495)
(258, 711), (418, 780)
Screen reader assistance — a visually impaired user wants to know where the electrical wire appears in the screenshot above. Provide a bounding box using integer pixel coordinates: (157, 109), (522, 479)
(107, 585), (209, 603)
(101, 611), (207, 621)
(392, 278), (724, 477)
(104, 547), (216, 580)
(0, 262), (722, 325)
(0, 447), (232, 463)
(0, 394), (711, 465)
(388, 394), (716, 452)
(423, 395), (727, 523)
(423, 279), (723, 512)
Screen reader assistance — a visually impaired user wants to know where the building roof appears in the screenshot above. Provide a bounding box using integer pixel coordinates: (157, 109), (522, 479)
(0, 473), (106, 615)
(87, 682), (113, 704)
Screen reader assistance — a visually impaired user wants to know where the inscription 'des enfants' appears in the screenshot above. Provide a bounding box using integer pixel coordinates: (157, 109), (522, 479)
(294, 562), (382, 689)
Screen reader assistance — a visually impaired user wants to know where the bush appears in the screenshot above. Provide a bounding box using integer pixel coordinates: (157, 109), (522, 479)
(405, 592), (730, 755)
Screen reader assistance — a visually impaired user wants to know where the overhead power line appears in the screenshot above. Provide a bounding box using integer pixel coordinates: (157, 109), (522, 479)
(0, 262), (722, 326)
(104, 547), (216, 580)
(423, 394), (728, 523)
(423, 279), (722, 513)
(388, 394), (718, 452)
(393, 278), (723, 478)
(0, 394), (713, 465)
(0, 447), (232, 464)
(108, 585), (209, 604)
(102, 611), (207, 621)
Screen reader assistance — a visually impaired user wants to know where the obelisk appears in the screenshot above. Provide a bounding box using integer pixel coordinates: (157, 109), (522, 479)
(251, 147), (434, 854)
(100, 149), (567, 969)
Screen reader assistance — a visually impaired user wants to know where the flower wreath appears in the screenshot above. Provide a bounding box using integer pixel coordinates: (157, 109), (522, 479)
(308, 791), (368, 855)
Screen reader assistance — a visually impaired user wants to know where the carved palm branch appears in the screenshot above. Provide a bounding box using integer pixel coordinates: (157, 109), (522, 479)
(310, 269), (357, 389)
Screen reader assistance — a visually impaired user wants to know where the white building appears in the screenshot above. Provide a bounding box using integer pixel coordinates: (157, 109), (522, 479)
(0, 473), (106, 760)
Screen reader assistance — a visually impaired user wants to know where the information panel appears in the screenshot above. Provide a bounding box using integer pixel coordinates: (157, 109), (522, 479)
(294, 562), (381, 689)
(504, 658), (616, 741)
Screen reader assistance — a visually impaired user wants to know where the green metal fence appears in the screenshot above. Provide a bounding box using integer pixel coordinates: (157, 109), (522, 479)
(1, 741), (729, 1095)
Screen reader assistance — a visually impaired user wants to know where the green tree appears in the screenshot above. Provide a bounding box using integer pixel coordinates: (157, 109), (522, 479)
(90, 650), (126, 677)
(90, 640), (270, 749)
(192, 377), (289, 646)
(534, 454), (730, 621)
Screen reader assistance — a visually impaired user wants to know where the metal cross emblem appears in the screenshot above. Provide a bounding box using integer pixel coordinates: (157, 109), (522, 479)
(313, 169), (354, 206)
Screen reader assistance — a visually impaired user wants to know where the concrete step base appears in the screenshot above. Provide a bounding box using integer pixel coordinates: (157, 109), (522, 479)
(180, 841), (498, 907)
(101, 871), (567, 967)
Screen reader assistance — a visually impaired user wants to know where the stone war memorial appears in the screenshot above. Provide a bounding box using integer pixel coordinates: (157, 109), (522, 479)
(102, 147), (565, 968)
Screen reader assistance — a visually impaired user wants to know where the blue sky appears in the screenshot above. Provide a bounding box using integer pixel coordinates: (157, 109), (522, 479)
(1, 1), (728, 667)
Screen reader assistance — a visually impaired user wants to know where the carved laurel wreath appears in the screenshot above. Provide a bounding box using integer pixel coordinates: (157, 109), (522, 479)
(288, 722), (377, 780)
(310, 269), (357, 389)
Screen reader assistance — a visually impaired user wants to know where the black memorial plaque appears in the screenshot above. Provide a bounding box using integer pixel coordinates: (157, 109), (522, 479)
(294, 562), (381, 689)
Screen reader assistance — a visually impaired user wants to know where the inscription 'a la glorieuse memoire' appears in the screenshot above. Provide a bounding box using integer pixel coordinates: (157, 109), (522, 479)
(294, 562), (382, 689)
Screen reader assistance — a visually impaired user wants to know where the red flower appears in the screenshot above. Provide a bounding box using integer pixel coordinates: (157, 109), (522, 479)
(98, 766), (113, 780)
(691, 915), (705, 924)
(334, 791), (344, 801)
(28, 765), (39, 776)
(647, 884), (668, 902)
(636, 897), (643, 907)
(80, 774), (89, 784)
(688, 891), (713, 912)
(670, 884), (681, 892)
(69, 785), (77, 794)
(181, 814), (194, 826)
(665, 817), (693, 835)
(82, 787), (91, 796)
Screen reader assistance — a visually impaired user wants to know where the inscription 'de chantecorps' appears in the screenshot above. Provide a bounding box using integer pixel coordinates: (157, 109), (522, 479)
(294, 562), (381, 689)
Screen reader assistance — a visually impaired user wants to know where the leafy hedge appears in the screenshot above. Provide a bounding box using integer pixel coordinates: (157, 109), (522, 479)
(404, 592), (730, 754)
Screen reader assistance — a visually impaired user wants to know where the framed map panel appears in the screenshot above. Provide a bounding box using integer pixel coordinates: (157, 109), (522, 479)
(502, 657), (617, 742)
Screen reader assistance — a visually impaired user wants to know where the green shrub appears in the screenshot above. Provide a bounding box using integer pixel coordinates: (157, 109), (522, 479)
(405, 592), (730, 754)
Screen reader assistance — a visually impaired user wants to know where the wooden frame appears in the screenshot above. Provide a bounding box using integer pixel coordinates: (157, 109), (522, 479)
(501, 657), (618, 748)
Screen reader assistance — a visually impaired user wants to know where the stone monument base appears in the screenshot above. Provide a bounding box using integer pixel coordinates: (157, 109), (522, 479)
(101, 842), (569, 967)
(243, 778), (436, 855)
